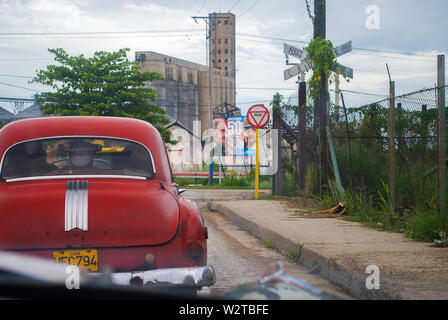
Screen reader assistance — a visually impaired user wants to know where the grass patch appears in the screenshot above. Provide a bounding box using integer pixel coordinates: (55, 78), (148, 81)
(405, 209), (448, 242)
(315, 180), (448, 242)
(263, 240), (276, 249)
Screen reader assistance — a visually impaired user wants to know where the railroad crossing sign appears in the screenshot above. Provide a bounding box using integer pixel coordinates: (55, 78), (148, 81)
(283, 41), (353, 80)
(247, 104), (270, 129)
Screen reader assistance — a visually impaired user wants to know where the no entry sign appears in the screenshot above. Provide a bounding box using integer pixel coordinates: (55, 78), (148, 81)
(247, 104), (270, 128)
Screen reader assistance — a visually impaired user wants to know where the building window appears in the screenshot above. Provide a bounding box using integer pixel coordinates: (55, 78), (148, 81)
(218, 39), (221, 44)
(225, 59), (228, 62)
(218, 49), (221, 54)
(224, 20), (228, 25)
(165, 67), (173, 80)
(187, 72), (193, 84)
(218, 20), (221, 24)
(224, 49), (228, 54)
(218, 59), (221, 63)
(225, 66), (228, 70)
(224, 39), (228, 44)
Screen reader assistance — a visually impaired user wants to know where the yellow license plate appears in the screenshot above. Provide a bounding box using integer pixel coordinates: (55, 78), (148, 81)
(52, 249), (98, 272)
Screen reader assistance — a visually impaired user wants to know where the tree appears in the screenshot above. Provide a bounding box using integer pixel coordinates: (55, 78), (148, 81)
(31, 48), (171, 142)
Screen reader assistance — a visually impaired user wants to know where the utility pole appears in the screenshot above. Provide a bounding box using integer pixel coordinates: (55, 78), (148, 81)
(313, 0), (327, 196)
(192, 15), (214, 134)
(298, 76), (307, 191)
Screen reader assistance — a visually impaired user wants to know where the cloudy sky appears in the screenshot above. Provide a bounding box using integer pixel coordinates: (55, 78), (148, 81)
(0, 0), (447, 115)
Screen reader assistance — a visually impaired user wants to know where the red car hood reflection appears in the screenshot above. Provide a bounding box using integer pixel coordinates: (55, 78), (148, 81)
(0, 179), (180, 250)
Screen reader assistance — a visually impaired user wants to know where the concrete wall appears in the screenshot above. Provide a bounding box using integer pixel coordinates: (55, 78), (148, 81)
(136, 50), (236, 135)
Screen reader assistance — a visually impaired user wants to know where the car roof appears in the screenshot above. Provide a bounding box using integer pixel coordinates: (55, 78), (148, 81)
(0, 116), (173, 183)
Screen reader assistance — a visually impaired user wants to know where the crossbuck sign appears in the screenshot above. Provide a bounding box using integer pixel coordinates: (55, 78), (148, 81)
(283, 41), (353, 80)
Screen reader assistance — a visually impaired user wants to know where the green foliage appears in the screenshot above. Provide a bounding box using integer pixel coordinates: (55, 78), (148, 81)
(405, 209), (448, 242)
(31, 48), (171, 142)
(174, 177), (208, 187)
(222, 171), (249, 187)
(263, 240), (276, 249)
(304, 38), (350, 100)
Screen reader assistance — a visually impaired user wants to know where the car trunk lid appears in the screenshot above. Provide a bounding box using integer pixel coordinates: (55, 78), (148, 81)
(0, 178), (180, 250)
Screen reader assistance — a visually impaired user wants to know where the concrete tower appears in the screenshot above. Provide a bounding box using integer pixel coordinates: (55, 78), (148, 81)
(208, 12), (236, 114)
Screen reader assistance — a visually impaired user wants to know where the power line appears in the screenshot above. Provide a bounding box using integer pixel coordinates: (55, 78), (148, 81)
(229, 0), (242, 11)
(0, 81), (40, 92)
(0, 27), (442, 59)
(0, 29), (198, 35)
(237, 0), (261, 17)
(0, 76), (295, 92)
(0, 74), (34, 79)
(0, 33), (205, 40)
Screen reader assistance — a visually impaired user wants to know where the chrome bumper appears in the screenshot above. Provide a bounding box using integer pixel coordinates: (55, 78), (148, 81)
(107, 265), (216, 288)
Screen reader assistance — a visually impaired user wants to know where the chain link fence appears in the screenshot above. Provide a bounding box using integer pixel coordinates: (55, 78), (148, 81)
(329, 85), (447, 213)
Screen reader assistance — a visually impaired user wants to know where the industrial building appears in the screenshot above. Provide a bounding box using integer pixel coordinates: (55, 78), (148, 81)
(136, 12), (239, 135)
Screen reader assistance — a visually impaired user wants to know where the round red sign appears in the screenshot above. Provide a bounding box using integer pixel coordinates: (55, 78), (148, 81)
(247, 104), (270, 128)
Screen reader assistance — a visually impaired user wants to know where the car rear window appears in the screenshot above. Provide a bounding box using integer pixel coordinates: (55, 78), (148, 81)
(1, 137), (155, 180)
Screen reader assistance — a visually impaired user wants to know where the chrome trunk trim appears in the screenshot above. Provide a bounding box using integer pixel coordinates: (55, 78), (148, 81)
(6, 175), (146, 183)
(65, 180), (89, 231)
(105, 265), (216, 288)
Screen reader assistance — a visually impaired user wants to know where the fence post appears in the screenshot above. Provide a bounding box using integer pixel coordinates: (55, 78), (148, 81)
(421, 104), (428, 196)
(371, 104), (377, 166)
(397, 102), (403, 163)
(340, 93), (353, 183)
(388, 81), (396, 219)
(298, 81), (307, 191)
(437, 54), (446, 216)
(272, 97), (282, 195)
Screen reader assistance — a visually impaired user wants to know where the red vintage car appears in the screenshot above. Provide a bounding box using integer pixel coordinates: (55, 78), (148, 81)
(0, 116), (215, 291)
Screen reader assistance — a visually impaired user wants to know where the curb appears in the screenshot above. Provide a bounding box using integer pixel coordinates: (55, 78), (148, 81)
(207, 201), (402, 300)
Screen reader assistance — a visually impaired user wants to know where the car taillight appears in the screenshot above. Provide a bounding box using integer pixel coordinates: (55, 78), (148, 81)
(186, 243), (203, 259)
(144, 253), (156, 265)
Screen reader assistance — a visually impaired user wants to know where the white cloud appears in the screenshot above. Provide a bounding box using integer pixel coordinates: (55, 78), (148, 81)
(0, 0), (446, 113)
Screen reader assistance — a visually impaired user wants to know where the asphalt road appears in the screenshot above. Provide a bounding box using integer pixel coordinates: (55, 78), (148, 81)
(182, 189), (351, 299)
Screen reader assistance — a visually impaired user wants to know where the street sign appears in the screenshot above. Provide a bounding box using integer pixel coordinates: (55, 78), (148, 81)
(283, 40), (353, 80)
(283, 64), (302, 80)
(283, 43), (304, 59)
(246, 104), (270, 200)
(247, 104), (270, 128)
(247, 104), (269, 129)
(332, 64), (353, 79)
(333, 40), (352, 57)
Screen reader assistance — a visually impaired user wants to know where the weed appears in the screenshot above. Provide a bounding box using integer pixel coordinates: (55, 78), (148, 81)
(263, 240), (276, 249)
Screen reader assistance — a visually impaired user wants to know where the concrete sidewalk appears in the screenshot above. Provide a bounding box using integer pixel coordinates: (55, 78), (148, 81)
(208, 199), (448, 300)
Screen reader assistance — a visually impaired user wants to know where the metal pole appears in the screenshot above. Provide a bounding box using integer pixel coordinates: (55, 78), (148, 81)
(272, 104), (282, 195)
(255, 128), (260, 199)
(340, 92), (353, 183)
(437, 54), (446, 215)
(326, 126), (344, 195)
(209, 155), (214, 185)
(388, 81), (396, 219)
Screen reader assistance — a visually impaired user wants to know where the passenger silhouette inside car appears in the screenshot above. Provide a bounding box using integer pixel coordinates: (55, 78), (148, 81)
(69, 140), (97, 169)
(3, 140), (57, 178)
